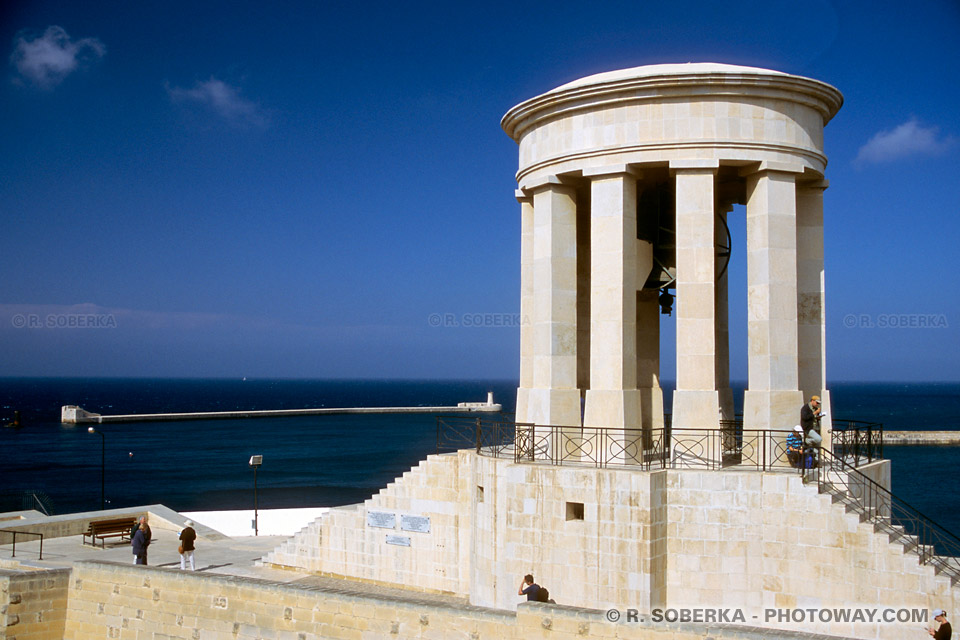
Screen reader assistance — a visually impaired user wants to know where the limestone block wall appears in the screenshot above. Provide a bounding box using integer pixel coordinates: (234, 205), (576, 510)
(471, 458), (957, 639)
(655, 469), (957, 640)
(470, 455), (657, 613)
(264, 452), (473, 595)
(0, 566), (70, 640)
(61, 560), (846, 640)
(264, 449), (957, 638)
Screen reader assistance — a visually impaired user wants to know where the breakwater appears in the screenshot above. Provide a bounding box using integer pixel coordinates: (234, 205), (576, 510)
(882, 431), (960, 445)
(61, 393), (501, 424)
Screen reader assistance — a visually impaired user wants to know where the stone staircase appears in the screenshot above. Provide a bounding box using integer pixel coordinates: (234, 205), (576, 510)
(808, 453), (960, 588)
(260, 454), (458, 572)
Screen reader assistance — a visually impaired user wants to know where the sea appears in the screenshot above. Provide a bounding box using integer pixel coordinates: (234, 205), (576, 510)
(1, 378), (958, 535)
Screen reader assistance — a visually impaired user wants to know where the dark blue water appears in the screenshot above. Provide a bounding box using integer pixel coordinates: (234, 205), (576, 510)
(0, 378), (957, 536)
(0, 378), (517, 512)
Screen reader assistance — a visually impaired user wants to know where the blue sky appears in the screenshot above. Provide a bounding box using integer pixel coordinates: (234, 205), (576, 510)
(1, 0), (957, 382)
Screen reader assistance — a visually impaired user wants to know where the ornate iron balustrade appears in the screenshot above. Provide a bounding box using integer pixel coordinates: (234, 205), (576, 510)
(804, 447), (960, 583)
(438, 416), (840, 472)
(831, 419), (883, 466)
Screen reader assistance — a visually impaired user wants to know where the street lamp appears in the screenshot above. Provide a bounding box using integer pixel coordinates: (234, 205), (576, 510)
(88, 426), (105, 510)
(249, 455), (263, 536)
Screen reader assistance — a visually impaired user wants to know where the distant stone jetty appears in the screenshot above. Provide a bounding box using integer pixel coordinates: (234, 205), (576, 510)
(61, 392), (501, 424)
(882, 430), (960, 445)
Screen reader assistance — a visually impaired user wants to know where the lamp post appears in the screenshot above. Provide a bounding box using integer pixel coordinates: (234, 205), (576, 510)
(88, 426), (105, 510)
(249, 455), (263, 536)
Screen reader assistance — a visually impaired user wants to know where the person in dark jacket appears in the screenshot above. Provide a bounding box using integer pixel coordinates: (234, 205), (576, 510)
(800, 396), (823, 447)
(518, 574), (541, 601)
(131, 515), (151, 565)
(179, 520), (197, 570)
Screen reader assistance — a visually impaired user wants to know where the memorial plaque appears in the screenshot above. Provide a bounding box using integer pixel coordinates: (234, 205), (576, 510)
(385, 535), (411, 547)
(367, 511), (396, 529)
(400, 514), (431, 533)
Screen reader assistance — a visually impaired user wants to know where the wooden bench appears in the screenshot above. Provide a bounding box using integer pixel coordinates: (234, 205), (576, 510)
(83, 517), (137, 548)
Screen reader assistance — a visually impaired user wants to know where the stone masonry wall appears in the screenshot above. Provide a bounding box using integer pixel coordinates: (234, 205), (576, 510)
(0, 566), (70, 640)
(62, 559), (850, 640)
(264, 450), (957, 639)
(264, 452), (472, 595)
(470, 455), (658, 612)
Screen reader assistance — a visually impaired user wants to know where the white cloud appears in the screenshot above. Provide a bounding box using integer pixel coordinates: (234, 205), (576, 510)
(167, 77), (269, 127)
(10, 25), (105, 89)
(855, 118), (955, 165)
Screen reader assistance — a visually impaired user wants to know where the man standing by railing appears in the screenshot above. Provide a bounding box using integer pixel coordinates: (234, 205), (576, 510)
(801, 396), (823, 448)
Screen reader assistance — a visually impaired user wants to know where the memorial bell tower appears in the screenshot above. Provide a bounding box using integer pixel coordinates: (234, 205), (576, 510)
(501, 63), (842, 439)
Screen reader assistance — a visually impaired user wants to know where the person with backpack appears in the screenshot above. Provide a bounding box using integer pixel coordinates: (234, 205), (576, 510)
(518, 574), (550, 602)
(518, 574), (540, 601)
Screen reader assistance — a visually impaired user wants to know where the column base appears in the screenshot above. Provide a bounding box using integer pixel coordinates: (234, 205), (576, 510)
(525, 388), (581, 427)
(671, 389), (720, 430)
(582, 389), (641, 428)
(743, 389), (804, 431)
(515, 387), (531, 424)
(583, 389), (644, 465)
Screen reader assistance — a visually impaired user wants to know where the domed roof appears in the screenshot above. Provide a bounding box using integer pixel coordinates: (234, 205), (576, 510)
(502, 62), (843, 140)
(548, 62), (788, 93)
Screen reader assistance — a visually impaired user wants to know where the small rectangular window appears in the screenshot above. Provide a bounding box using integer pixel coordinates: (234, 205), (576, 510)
(566, 501), (584, 521)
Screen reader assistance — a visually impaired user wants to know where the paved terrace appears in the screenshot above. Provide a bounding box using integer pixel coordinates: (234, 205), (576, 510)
(0, 506), (467, 604)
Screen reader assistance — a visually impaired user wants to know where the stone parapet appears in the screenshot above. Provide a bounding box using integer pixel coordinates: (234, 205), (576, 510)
(0, 565), (70, 640)
(61, 559), (861, 640)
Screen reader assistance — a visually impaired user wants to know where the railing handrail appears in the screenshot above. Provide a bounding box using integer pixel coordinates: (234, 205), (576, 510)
(0, 489), (54, 516)
(813, 447), (960, 552)
(0, 528), (44, 560)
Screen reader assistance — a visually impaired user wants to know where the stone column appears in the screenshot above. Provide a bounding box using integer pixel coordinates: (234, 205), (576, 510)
(515, 189), (534, 424)
(741, 163), (805, 436)
(582, 166), (642, 438)
(715, 203), (735, 422)
(797, 180), (832, 450)
(527, 177), (582, 428)
(671, 161), (720, 431)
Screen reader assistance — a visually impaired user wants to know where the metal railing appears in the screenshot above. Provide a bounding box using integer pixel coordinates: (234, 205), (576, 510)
(437, 416), (851, 473)
(804, 447), (960, 583)
(436, 414), (517, 457)
(0, 489), (54, 516)
(831, 419), (883, 466)
(1, 529), (44, 560)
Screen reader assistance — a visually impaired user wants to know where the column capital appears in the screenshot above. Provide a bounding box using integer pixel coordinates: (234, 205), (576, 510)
(669, 159), (719, 174)
(519, 174), (577, 193)
(582, 164), (642, 179)
(738, 161), (806, 177)
(515, 189), (533, 204)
